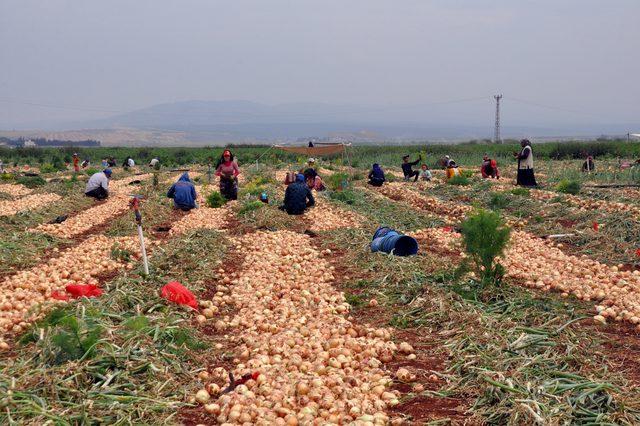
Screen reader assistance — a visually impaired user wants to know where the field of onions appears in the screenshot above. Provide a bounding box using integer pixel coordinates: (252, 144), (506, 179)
(530, 188), (640, 217)
(0, 192), (62, 217)
(0, 183), (33, 198)
(4, 161), (640, 424)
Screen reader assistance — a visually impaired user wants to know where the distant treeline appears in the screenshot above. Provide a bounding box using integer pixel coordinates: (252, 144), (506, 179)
(0, 138), (638, 169)
(0, 137), (100, 148)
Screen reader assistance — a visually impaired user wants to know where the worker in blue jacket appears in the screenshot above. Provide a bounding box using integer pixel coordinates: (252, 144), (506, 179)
(167, 172), (197, 211)
(280, 174), (315, 215)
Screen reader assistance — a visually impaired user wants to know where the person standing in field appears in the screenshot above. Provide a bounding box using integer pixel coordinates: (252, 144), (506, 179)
(514, 139), (537, 186)
(582, 156), (595, 173)
(85, 169), (112, 200)
(402, 155), (420, 182)
(368, 163), (386, 186)
(215, 149), (240, 200)
(72, 153), (80, 172)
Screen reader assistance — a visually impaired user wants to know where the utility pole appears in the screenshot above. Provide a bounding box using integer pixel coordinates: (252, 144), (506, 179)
(494, 94), (503, 144)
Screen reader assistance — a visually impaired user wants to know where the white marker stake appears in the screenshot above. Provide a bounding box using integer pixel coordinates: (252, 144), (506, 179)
(137, 222), (149, 275)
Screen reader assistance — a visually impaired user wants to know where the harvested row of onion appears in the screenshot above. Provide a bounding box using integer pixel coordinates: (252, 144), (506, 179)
(531, 189), (640, 217)
(0, 193), (62, 217)
(412, 227), (640, 331)
(168, 202), (236, 236)
(303, 197), (364, 232)
(0, 183), (33, 198)
(372, 182), (471, 223)
(0, 235), (149, 349)
(163, 171), (202, 184)
(194, 231), (411, 424)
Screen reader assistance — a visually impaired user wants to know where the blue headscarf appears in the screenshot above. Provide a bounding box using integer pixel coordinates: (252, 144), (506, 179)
(295, 173), (305, 183)
(178, 172), (191, 182)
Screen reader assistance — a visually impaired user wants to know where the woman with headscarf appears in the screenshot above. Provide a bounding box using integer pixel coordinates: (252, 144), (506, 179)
(368, 163), (386, 186)
(481, 154), (500, 179)
(582, 156), (595, 173)
(215, 149), (240, 200)
(514, 139), (537, 186)
(167, 172), (197, 211)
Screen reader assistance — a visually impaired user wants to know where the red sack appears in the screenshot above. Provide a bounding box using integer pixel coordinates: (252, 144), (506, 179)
(161, 281), (198, 309)
(65, 284), (103, 298)
(51, 290), (70, 301)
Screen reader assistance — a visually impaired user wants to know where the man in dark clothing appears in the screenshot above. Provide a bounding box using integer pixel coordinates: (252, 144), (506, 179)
(582, 156), (595, 173)
(402, 155), (420, 182)
(280, 174), (315, 215)
(167, 172), (197, 211)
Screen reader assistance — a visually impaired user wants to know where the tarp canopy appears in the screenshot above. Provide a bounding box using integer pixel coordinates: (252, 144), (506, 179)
(274, 143), (351, 156)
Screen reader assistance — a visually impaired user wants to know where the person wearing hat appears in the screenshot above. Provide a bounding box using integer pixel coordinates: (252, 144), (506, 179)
(280, 174), (315, 215)
(307, 158), (317, 170)
(215, 149), (240, 200)
(402, 155), (420, 182)
(85, 169), (112, 200)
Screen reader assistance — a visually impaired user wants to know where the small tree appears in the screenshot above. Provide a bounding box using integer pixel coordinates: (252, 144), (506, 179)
(461, 209), (511, 286)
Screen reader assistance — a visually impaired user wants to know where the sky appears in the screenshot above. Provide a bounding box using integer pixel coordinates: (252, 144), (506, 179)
(0, 0), (639, 130)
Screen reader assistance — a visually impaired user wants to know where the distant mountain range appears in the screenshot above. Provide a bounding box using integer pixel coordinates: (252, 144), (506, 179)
(2, 100), (638, 146)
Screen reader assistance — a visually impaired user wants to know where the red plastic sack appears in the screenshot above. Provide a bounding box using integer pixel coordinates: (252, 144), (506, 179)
(65, 284), (103, 298)
(51, 290), (70, 301)
(161, 281), (198, 309)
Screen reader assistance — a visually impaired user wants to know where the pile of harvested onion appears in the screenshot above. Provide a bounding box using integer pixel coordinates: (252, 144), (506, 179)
(168, 202), (235, 236)
(304, 197), (363, 231)
(0, 235), (146, 347)
(192, 230), (409, 424)
(0, 193), (62, 217)
(373, 183), (471, 223)
(0, 183), (33, 198)
(531, 189), (640, 217)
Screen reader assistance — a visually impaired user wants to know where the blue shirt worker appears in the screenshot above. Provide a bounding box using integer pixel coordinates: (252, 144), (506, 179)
(280, 174), (315, 215)
(167, 172), (198, 211)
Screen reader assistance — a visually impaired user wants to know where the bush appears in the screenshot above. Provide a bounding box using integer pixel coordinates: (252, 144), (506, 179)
(39, 163), (58, 174)
(326, 172), (350, 191)
(238, 200), (264, 215)
(510, 187), (530, 197)
(206, 191), (228, 208)
(16, 175), (46, 188)
(556, 179), (581, 195)
(448, 174), (470, 186)
(461, 209), (511, 286)
(328, 189), (357, 205)
(488, 193), (510, 210)
(1, 173), (13, 181)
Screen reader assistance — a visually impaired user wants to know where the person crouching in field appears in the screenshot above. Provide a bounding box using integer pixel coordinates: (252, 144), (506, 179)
(402, 155), (420, 182)
(85, 169), (112, 200)
(481, 154), (500, 179)
(167, 172), (197, 211)
(419, 164), (432, 181)
(280, 174), (315, 215)
(368, 163), (386, 186)
(215, 150), (240, 200)
(514, 139), (537, 187)
(304, 168), (325, 191)
(445, 161), (461, 179)
(582, 156), (595, 173)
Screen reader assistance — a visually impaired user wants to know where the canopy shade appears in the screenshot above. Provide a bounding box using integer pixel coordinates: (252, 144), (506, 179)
(274, 143), (351, 156)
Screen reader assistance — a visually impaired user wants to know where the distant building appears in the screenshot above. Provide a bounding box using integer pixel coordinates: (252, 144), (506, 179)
(23, 140), (36, 147)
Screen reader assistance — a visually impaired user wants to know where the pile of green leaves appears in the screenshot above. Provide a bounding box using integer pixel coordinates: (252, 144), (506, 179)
(206, 191), (228, 208)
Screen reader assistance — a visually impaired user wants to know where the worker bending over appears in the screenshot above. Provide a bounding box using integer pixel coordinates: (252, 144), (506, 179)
(167, 172), (197, 211)
(368, 163), (386, 186)
(280, 174), (315, 215)
(481, 154), (500, 179)
(85, 169), (112, 200)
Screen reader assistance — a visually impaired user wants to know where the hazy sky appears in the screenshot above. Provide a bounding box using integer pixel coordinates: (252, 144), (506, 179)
(1, 0), (639, 128)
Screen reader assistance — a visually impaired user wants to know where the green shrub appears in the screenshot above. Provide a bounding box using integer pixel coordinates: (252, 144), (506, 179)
(350, 172), (364, 181)
(510, 187), (530, 197)
(461, 209), (511, 287)
(326, 172), (349, 191)
(238, 200), (264, 215)
(328, 189), (357, 205)
(556, 179), (581, 195)
(448, 174), (470, 186)
(1, 173), (13, 181)
(39, 163), (58, 174)
(85, 168), (100, 177)
(488, 193), (510, 210)
(206, 191), (228, 208)
(16, 175), (46, 188)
